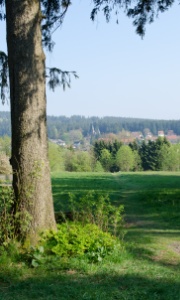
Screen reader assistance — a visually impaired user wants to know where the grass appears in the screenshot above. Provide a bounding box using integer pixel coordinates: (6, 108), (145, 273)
(0, 171), (180, 299)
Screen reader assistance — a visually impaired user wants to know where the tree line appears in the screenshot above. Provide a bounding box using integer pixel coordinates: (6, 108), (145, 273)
(1, 112), (180, 138)
(49, 138), (180, 173)
(1, 135), (180, 181)
(93, 138), (180, 172)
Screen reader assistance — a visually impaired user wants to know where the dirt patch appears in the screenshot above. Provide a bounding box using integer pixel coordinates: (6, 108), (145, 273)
(66, 269), (77, 275)
(169, 242), (180, 254)
(125, 220), (154, 228)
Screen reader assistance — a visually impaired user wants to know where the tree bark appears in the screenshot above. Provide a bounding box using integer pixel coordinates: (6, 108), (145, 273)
(5, 0), (57, 243)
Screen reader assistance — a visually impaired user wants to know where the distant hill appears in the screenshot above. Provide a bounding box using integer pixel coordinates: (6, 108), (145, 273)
(0, 111), (11, 136)
(1, 111), (180, 139)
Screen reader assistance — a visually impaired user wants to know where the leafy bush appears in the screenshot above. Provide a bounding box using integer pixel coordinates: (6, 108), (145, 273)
(0, 153), (12, 174)
(0, 186), (15, 244)
(61, 191), (124, 237)
(48, 142), (65, 172)
(41, 222), (121, 262)
(64, 150), (92, 172)
(22, 245), (46, 268)
(93, 161), (104, 172)
(0, 186), (32, 245)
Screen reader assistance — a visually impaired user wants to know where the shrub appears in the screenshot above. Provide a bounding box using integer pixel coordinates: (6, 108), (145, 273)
(0, 186), (32, 245)
(64, 150), (92, 172)
(41, 222), (121, 262)
(48, 142), (65, 172)
(93, 161), (104, 172)
(0, 186), (15, 244)
(116, 145), (134, 171)
(0, 153), (12, 174)
(59, 191), (124, 237)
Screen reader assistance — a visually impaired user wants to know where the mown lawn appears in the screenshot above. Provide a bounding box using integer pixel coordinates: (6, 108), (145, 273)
(0, 171), (180, 300)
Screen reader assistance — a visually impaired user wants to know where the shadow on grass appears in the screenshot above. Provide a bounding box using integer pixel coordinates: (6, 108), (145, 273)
(52, 174), (180, 230)
(50, 172), (180, 292)
(125, 229), (180, 268)
(0, 269), (180, 300)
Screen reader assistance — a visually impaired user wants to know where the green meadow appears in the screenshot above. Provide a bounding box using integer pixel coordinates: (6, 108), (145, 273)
(0, 171), (180, 299)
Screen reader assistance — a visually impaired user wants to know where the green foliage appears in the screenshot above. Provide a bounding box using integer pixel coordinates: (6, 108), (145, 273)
(160, 144), (180, 171)
(132, 150), (142, 171)
(0, 135), (11, 156)
(0, 51), (8, 104)
(64, 149), (93, 172)
(93, 139), (122, 161)
(47, 68), (78, 91)
(139, 138), (171, 171)
(41, 222), (120, 262)
(0, 136), (11, 174)
(0, 186), (15, 244)
(0, 183), (33, 244)
(0, 169), (47, 257)
(23, 245), (45, 268)
(48, 141), (65, 172)
(0, 172), (180, 299)
(99, 149), (112, 172)
(93, 160), (104, 172)
(116, 145), (135, 171)
(62, 191), (124, 236)
(91, 0), (174, 37)
(0, 153), (11, 174)
(41, 0), (71, 51)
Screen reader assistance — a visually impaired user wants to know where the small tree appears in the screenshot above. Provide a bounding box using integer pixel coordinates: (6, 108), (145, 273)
(64, 149), (92, 172)
(0, 153), (11, 174)
(99, 149), (112, 172)
(116, 145), (134, 172)
(133, 150), (142, 171)
(94, 161), (104, 172)
(0, 136), (11, 156)
(48, 142), (65, 172)
(160, 144), (180, 171)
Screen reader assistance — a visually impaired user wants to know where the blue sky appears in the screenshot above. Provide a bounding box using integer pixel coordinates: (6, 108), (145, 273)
(1, 2), (180, 120)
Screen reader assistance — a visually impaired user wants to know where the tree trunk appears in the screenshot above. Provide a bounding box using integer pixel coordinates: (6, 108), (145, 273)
(5, 0), (57, 243)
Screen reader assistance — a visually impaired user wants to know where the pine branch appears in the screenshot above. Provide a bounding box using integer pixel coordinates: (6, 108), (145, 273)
(91, 0), (175, 36)
(0, 51), (9, 104)
(41, 0), (71, 51)
(46, 67), (79, 91)
(0, 0), (5, 20)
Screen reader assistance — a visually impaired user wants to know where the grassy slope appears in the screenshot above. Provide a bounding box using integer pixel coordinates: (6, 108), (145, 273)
(0, 171), (180, 300)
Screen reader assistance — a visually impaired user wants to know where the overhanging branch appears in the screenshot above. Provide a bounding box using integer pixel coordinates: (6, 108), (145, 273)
(41, 0), (72, 51)
(46, 67), (79, 91)
(0, 51), (9, 104)
(91, 0), (175, 36)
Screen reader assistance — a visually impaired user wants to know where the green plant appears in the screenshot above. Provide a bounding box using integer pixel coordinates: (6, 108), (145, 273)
(0, 183), (32, 245)
(0, 152), (12, 174)
(41, 222), (121, 262)
(0, 186), (15, 244)
(62, 191), (124, 237)
(24, 246), (45, 267)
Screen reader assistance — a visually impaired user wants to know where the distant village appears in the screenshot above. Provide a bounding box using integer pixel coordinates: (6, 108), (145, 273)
(49, 128), (180, 149)
(117, 129), (180, 144)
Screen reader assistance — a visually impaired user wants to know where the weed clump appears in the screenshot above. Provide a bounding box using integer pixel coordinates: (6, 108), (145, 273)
(41, 222), (121, 263)
(0, 186), (124, 265)
(57, 191), (124, 237)
(40, 191), (124, 263)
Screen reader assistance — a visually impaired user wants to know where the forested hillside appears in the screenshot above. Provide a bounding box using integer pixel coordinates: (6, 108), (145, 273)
(1, 112), (180, 138)
(0, 112), (11, 136)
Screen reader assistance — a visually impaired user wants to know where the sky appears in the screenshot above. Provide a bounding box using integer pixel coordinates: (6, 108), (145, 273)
(1, 2), (180, 120)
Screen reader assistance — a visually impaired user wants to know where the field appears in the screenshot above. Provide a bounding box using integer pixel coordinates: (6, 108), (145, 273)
(1, 171), (180, 299)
